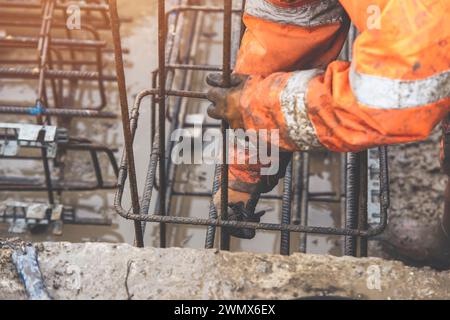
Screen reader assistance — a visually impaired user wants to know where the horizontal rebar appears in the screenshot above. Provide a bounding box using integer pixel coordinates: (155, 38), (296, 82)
(0, 180), (116, 192)
(0, 105), (117, 118)
(0, 36), (106, 48)
(167, 64), (222, 72)
(0, 1), (110, 11)
(0, 67), (116, 81)
(113, 209), (387, 238)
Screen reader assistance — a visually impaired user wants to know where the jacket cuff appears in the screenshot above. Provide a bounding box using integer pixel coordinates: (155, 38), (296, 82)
(280, 69), (324, 150)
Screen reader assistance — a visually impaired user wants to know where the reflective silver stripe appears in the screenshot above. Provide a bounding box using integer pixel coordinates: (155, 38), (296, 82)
(280, 69), (323, 150)
(350, 64), (450, 109)
(245, 0), (345, 27)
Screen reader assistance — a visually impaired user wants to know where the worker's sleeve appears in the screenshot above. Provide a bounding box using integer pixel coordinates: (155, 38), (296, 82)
(228, 0), (349, 194)
(235, 0), (349, 77)
(239, 0), (450, 153)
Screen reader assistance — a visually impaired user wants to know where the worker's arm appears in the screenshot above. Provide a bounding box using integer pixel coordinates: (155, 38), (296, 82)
(235, 0), (349, 77)
(210, 0), (350, 195)
(231, 0), (450, 152)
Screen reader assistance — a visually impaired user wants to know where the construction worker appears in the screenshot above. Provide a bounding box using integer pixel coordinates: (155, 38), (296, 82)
(207, 0), (450, 267)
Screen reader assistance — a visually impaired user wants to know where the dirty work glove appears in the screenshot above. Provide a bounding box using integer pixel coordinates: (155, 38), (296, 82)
(206, 73), (248, 129)
(213, 188), (266, 240)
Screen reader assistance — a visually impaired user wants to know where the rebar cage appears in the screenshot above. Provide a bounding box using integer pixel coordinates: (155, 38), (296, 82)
(110, 0), (390, 256)
(0, 0), (124, 230)
(0, 0), (122, 119)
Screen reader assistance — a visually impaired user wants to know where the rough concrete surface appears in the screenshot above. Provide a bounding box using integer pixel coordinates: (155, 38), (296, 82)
(0, 246), (27, 300)
(1, 241), (450, 300)
(369, 129), (448, 262)
(388, 129), (445, 224)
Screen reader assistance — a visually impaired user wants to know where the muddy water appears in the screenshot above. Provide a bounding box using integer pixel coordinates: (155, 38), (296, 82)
(0, 0), (342, 255)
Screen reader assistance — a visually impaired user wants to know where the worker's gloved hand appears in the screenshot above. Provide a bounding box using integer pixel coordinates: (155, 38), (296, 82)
(213, 188), (265, 240)
(206, 73), (248, 129)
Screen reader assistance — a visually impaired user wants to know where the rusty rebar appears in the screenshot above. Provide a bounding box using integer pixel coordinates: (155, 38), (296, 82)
(0, 105), (116, 118)
(158, 0), (168, 248)
(344, 152), (360, 256)
(280, 159), (293, 255)
(108, 0), (144, 247)
(220, 0), (233, 252)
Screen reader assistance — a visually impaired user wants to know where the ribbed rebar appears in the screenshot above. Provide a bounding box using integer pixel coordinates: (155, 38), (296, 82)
(0, 105), (116, 118)
(205, 165), (221, 249)
(280, 159), (293, 255)
(109, 0), (144, 247)
(219, 0), (233, 252)
(344, 152), (360, 256)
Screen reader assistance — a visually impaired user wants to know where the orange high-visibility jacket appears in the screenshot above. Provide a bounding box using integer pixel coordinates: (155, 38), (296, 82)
(235, 0), (450, 153)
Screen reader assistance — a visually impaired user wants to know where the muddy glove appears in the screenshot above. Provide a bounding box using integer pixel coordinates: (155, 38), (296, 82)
(206, 73), (248, 129)
(213, 188), (266, 240)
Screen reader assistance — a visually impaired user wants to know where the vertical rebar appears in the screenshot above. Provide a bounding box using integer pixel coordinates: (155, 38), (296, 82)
(299, 153), (310, 253)
(357, 150), (368, 257)
(292, 153), (303, 226)
(205, 165), (221, 249)
(36, 0), (56, 205)
(40, 133), (54, 205)
(220, 0), (232, 251)
(158, 0), (167, 248)
(151, 70), (158, 145)
(280, 159), (293, 255)
(222, 1), (232, 86)
(108, 0), (144, 247)
(379, 146), (390, 209)
(36, 0), (55, 125)
(339, 153), (347, 254)
(342, 25), (360, 256)
(90, 150), (104, 187)
(344, 152), (360, 256)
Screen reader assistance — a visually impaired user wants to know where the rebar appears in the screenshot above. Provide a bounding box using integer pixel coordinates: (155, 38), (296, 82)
(109, 0), (144, 247)
(219, 0), (233, 251)
(344, 152), (360, 256)
(158, 0), (168, 248)
(205, 165), (221, 249)
(280, 159), (293, 255)
(298, 153), (310, 253)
